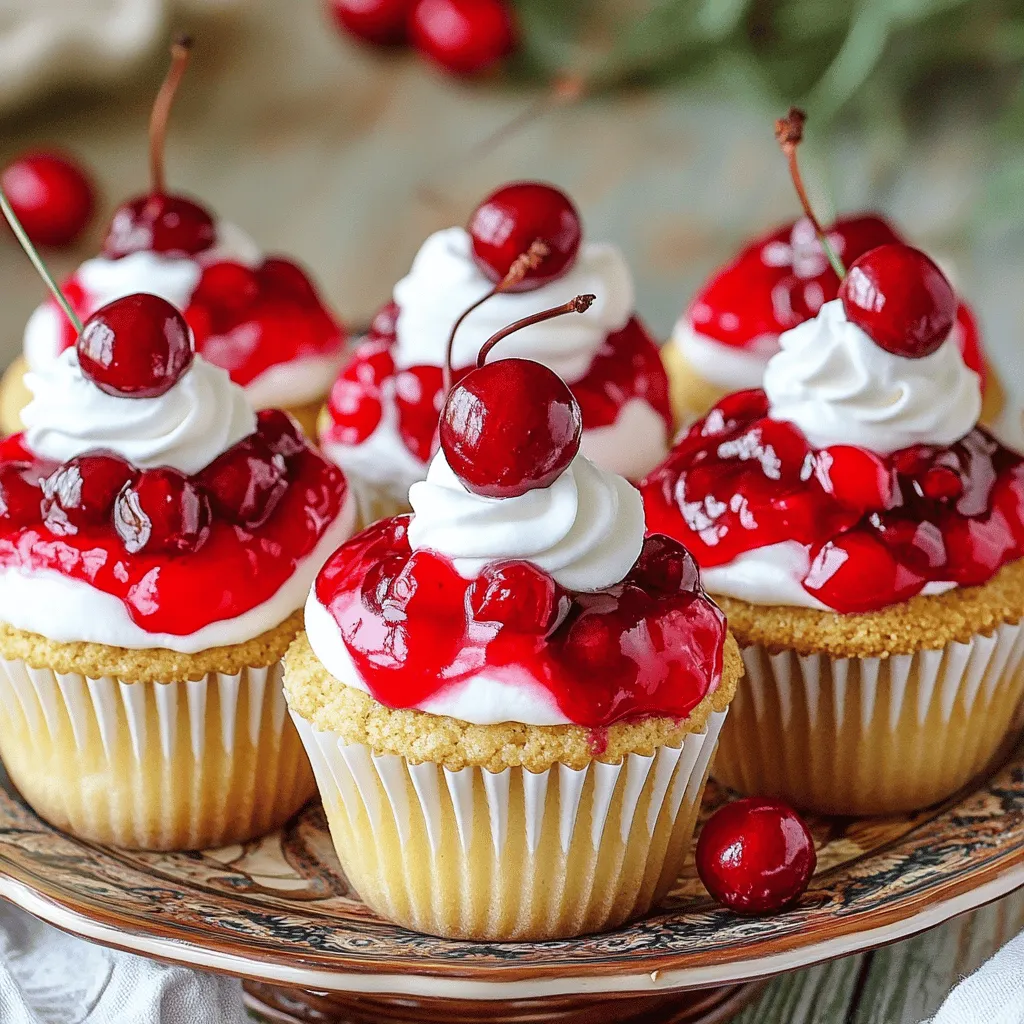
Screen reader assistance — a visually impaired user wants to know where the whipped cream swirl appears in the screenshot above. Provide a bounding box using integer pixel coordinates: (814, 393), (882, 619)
(407, 449), (644, 592)
(764, 299), (981, 454)
(392, 227), (634, 383)
(23, 221), (261, 371)
(23, 348), (256, 475)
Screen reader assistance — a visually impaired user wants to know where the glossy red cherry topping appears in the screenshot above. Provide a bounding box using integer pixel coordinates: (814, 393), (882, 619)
(316, 522), (725, 727)
(103, 193), (216, 260)
(440, 358), (582, 498)
(1, 152), (95, 247)
(468, 182), (582, 290)
(641, 390), (1024, 613)
(328, 0), (414, 44)
(409, 0), (516, 76)
(77, 293), (194, 398)
(839, 243), (958, 358)
(696, 798), (816, 915)
(0, 417), (347, 636)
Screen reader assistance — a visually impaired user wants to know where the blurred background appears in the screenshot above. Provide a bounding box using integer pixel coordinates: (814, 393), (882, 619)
(0, 0), (1022, 386)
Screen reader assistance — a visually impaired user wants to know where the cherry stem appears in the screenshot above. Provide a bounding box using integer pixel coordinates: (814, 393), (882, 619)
(0, 188), (82, 334)
(149, 33), (193, 197)
(442, 239), (550, 393)
(477, 294), (595, 368)
(774, 107), (846, 281)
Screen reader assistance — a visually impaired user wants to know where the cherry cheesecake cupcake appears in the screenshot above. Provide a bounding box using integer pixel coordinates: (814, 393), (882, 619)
(0, 38), (346, 438)
(0, 293), (355, 849)
(662, 212), (1001, 430)
(319, 181), (671, 526)
(286, 308), (738, 940)
(643, 243), (1024, 815)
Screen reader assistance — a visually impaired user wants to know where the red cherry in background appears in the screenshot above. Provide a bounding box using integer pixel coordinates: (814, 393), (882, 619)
(77, 293), (194, 399)
(113, 467), (211, 554)
(439, 358), (582, 498)
(1, 152), (95, 248)
(696, 798), (816, 915)
(410, 0), (516, 77)
(103, 193), (216, 259)
(468, 182), (582, 291)
(328, 0), (414, 45)
(838, 243), (957, 359)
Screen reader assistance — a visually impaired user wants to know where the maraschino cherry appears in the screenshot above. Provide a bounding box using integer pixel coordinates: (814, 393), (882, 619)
(696, 798), (816, 915)
(328, 0), (414, 45)
(77, 293), (194, 398)
(0, 152), (95, 248)
(839, 244), (957, 358)
(102, 35), (216, 259)
(409, 0), (516, 76)
(439, 294), (592, 498)
(468, 182), (581, 290)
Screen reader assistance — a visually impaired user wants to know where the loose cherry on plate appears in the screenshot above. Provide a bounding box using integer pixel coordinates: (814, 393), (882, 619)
(696, 798), (816, 915)
(0, 152), (95, 247)
(113, 467), (212, 554)
(77, 293), (194, 398)
(468, 182), (582, 290)
(327, 0), (414, 45)
(102, 35), (216, 259)
(438, 295), (593, 498)
(409, 0), (516, 76)
(839, 243), (957, 358)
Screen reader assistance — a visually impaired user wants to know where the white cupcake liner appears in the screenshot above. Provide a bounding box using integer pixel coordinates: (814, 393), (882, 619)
(292, 710), (726, 939)
(714, 620), (1024, 815)
(0, 659), (315, 849)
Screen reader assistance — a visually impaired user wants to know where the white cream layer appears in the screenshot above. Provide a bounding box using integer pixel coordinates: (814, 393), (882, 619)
(671, 320), (779, 392)
(244, 351), (348, 410)
(0, 497), (355, 652)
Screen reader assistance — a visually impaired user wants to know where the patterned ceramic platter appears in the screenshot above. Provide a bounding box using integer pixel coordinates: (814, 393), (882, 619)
(0, 749), (1022, 1022)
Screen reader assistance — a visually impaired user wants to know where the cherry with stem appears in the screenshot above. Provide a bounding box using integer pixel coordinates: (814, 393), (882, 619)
(149, 33), (193, 198)
(774, 107), (846, 282)
(441, 237), (550, 393)
(475, 293), (594, 366)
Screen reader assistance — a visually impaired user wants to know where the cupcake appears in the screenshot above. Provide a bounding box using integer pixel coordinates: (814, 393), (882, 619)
(0, 292), (355, 849)
(286, 306), (738, 939)
(642, 241), (1024, 816)
(0, 38), (346, 439)
(319, 181), (671, 526)
(663, 212), (1001, 430)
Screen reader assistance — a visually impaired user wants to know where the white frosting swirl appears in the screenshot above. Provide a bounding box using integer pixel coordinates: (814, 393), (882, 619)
(23, 348), (256, 476)
(23, 221), (261, 372)
(407, 449), (644, 592)
(392, 227), (634, 383)
(763, 299), (981, 454)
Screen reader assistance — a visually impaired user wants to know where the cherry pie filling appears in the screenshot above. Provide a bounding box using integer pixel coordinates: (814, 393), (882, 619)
(641, 389), (1024, 614)
(314, 517), (726, 728)
(45, 256), (344, 390)
(322, 302), (671, 464)
(0, 409), (348, 636)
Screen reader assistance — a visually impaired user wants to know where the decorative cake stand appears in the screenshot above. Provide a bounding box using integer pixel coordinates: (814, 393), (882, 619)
(0, 750), (1021, 1024)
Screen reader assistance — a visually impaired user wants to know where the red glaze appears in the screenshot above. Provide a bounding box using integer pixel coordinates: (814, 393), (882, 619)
(327, 0), (414, 44)
(468, 182), (582, 290)
(315, 522), (726, 728)
(103, 193), (216, 259)
(440, 359), (582, 498)
(641, 389), (1024, 613)
(77, 293), (194, 398)
(0, 420), (348, 636)
(409, 0), (516, 76)
(1, 152), (95, 247)
(687, 214), (986, 384)
(696, 798), (816, 915)
(839, 243), (957, 358)
(321, 310), (671, 477)
(46, 257), (345, 392)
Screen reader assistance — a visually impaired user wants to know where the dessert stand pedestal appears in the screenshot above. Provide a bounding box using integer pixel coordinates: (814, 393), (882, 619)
(0, 755), (1022, 1024)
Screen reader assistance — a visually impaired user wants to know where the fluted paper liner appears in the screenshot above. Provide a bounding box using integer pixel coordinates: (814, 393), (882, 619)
(714, 620), (1024, 815)
(0, 659), (315, 850)
(292, 710), (727, 940)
